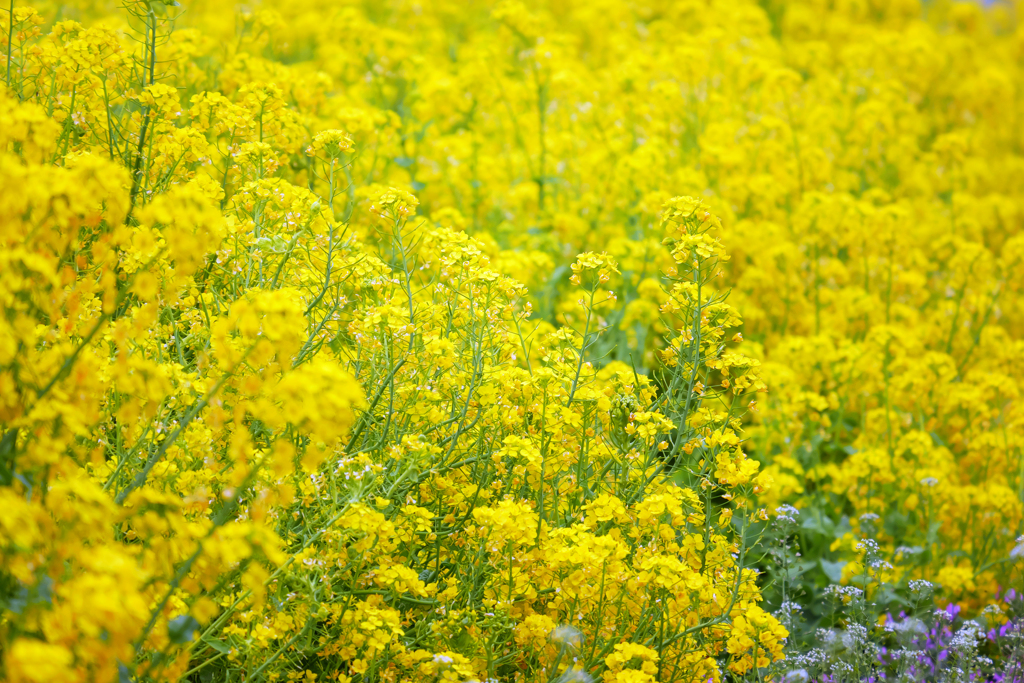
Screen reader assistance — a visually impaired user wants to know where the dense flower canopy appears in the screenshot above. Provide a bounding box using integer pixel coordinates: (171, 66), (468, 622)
(1, 0), (1023, 682)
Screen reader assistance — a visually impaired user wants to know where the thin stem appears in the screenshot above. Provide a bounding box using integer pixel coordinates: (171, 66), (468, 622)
(124, 4), (158, 226)
(6, 0), (14, 90)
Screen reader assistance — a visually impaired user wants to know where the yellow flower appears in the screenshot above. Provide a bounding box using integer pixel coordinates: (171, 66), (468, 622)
(4, 640), (75, 683)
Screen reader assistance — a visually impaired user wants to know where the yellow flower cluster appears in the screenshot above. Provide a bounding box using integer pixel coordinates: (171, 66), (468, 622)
(2, 0), (1022, 681)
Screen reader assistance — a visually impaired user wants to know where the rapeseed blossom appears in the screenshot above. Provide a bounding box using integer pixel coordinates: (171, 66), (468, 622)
(1, 0), (1022, 681)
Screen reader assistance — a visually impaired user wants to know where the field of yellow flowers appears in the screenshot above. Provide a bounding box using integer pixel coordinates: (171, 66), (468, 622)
(2, 0), (1023, 681)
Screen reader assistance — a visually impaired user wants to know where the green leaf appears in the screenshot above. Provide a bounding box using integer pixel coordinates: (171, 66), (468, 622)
(168, 614), (200, 644)
(820, 558), (845, 583)
(202, 637), (231, 654)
